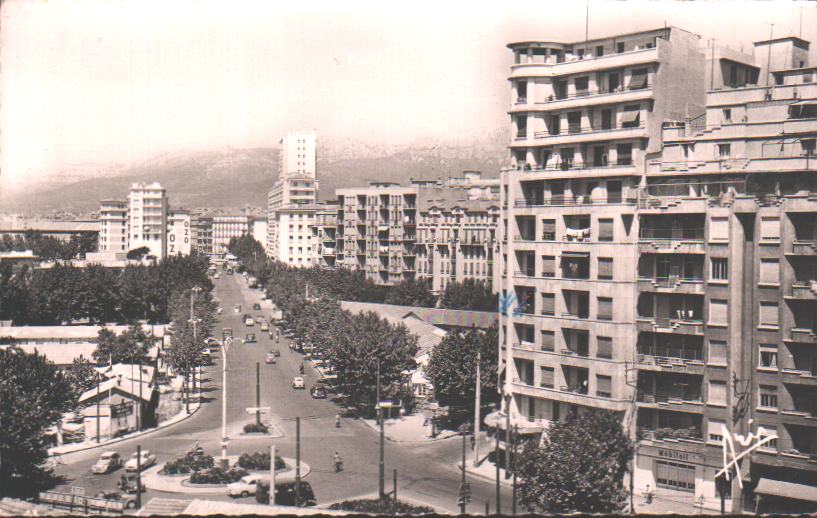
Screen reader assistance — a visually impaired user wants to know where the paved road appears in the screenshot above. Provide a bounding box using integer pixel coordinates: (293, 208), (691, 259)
(52, 272), (512, 513)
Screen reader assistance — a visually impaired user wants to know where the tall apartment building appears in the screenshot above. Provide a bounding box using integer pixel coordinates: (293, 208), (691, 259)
(167, 210), (192, 256)
(499, 27), (817, 513)
(336, 173), (500, 288)
(267, 130), (319, 265)
(636, 38), (817, 513)
(211, 215), (250, 255)
(98, 199), (128, 253)
(311, 203), (339, 269)
(127, 182), (169, 259)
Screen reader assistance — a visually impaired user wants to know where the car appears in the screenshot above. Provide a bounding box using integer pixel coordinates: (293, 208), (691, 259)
(253, 303), (261, 311)
(92, 451), (122, 474)
(256, 480), (317, 506)
(310, 386), (327, 399)
(214, 273), (221, 279)
(227, 473), (266, 497)
(95, 490), (138, 510)
(260, 322), (269, 332)
(271, 348), (281, 357)
(201, 350), (213, 365)
(234, 304), (241, 313)
(124, 450), (156, 472)
(291, 377), (305, 389)
(244, 333), (257, 344)
(227, 269), (234, 275)
(116, 473), (146, 494)
(265, 353), (277, 364)
(245, 316), (255, 326)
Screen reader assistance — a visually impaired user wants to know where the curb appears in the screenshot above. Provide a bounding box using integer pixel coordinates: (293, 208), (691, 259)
(458, 461), (514, 488)
(358, 418), (459, 445)
(49, 400), (203, 458)
(318, 491), (453, 515)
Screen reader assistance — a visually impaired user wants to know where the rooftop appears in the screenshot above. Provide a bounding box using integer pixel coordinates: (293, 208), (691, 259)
(0, 218), (100, 233)
(0, 324), (168, 339)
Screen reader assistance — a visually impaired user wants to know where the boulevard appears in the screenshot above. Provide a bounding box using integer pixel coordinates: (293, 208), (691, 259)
(51, 272), (512, 513)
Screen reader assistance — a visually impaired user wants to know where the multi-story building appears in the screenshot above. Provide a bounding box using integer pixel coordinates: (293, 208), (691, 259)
(267, 130), (319, 265)
(190, 215), (213, 255)
(310, 203), (339, 269)
(127, 182), (168, 260)
(251, 217), (268, 247)
(211, 215), (250, 256)
(167, 210), (192, 256)
(98, 199), (128, 253)
(636, 37), (817, 514)
(498, 26), (817, 513)
(336, 173), (500, 288)
(270, 204), (326, 267)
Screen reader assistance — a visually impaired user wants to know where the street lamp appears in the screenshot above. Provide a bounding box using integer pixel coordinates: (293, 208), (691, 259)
(220, 332), (232, 470)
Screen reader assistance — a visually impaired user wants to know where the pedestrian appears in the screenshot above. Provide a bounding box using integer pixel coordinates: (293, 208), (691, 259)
(470, 435), (476, 450)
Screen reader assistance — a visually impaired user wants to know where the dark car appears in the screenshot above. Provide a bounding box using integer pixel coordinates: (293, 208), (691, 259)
(310, 386), (327, 399)
(244, 333), (257, 344)
(253, 303), (262, 311)
(255, 480), (317, 507)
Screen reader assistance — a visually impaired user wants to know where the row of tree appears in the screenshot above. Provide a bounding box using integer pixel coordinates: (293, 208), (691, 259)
(0, 253), (213, 325)
(0, 231), (97, 261)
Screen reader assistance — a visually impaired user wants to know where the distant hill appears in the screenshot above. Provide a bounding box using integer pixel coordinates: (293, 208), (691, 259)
(1, 131), (508, 214)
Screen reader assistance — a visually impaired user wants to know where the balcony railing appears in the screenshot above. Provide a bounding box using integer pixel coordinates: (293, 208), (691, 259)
(531, 83), (652, 104)
(637, 392), (703, 404)
(560, 384), (588, 395)
(515, 195), (637, 207)
(639, 229), (705, 241)
(637, 426), (702, 442)
(532, 121), (645, 139)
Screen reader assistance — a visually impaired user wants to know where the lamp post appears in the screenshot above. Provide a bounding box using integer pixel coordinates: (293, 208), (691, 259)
(190, 286), (203, 399)
(220, 333), (232, 469)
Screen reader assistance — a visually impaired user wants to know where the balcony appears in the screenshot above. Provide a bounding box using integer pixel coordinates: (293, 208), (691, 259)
(637, 276), (706, 295)
(509, 46), (661, 80)
(790, 281), (817, 300)
(637, 317), (704, 336)
(636, 391), (704, 409)
(638, 230), (706, 254)
(790, 241), (817, 256)
(514, 194), (638, 207)
(518, 121), (647, 147)
(637, 426), (703, 444)
(636, 346), (705, 375)
(511, 84), (654, 112)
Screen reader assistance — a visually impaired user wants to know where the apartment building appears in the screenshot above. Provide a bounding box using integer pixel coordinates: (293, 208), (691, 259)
(310, 203), (339, 269)
(127, 182), (169, 260)
(191, 215), (213, 255)
(267, 130), (319, 265)
(98, 199), (128, 253)
(269, 204), (324, 267)
(167, 210), (192, 256)
(636, 37), (817, 513)
(211, 215), (250, 255)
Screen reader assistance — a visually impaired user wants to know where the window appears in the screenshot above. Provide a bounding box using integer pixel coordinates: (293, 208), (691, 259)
(541, 293), (555, 316)
(628, 68), (649, 90)
(596, 45), (604, 57)
(708, 419), (725, 445)
(617, 42), (625, 53)
(759, 344), (778, 369)
(760, 217), (780, 241)
(655, 460), (695, 493)
(540, 367), (555, 388)
(542, 219), (556, 240)
(709, 299), (728, 325)
(759, 302), (779, 327)
(709, 340), (728, 365)
(722, 109), (732, 123)
(710, 217), (729, 241)
(541, 330), (555, 351)
(574, 76), (589, 95)
(759, 258), (779, 284)
(598, 219), (614, 241)
(709, 380), (727, 406)
(718, 144), (731, 157)
(616, 143), (633, 165)
(541, 255), (555, 277)
(621, 105), (641, 127)
(597, 336), (613, 359)
(759, 385), (778, 409)
(598, 257), (614, 280)
(567, 112), (582, 134)
(711, 258), (728, 281)
(597, 297), (613, 321)
(803, 139), (816, 157)
(758, 426), (778, 451)
(596, 375), (612, 398)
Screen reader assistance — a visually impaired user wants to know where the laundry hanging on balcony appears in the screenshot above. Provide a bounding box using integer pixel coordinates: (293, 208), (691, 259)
(565, 227), (591, 240)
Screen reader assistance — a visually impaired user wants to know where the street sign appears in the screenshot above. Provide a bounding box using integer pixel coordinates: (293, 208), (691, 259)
(246, 406), (270, 414)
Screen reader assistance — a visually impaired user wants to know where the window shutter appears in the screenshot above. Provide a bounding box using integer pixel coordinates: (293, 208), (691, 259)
(708, 340), (728, 364)
(541, 330), (555, 351)
(541, 255), (556, 277)
(598, 257), (613, 279)
(540, 367), (555, 388)
(708, 381), (727, 405)
(709, 217), (729, 241)
(599, 219), (614, 241)
(542, 219), (556, 240)
(597, 297), (613, 320)
(759, 302), (779, 327)
(597, 336), (613, 359)
(596, 375), (612, 397)
(709, 299), (728, 325)
(760, 217), (780, 240)
(541, 293), (555, 315)
(759, 259), (779, 284)
(628, 69), (648, 89)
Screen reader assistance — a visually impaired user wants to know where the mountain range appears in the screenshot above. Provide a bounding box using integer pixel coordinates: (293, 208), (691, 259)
(0, 130), (509, 215)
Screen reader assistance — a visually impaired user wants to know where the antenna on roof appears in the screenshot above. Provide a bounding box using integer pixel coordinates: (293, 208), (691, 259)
(584, 0), (590, 54)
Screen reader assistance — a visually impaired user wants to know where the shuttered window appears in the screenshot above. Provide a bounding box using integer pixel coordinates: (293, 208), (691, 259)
(541, 255), (556, 277)
(598, 257), (613, 279)
(597, 336), (613, 359)
(541, 330), (555, 351)
(542, 219), (556, 240)
(596, 375), (612, 398)
(759, 258), (779, 284)
(597, 297), (613, 320)
(709, 299), (728, 325)
(541, 293), (555, 315)
(759, 301), (779, 327)
(708, 340), (728, 365)
(709, 217), (729, 241)
(628, 68), (649, 89)
(598, 219), (614, 241)
(540, 367), (555, 388)
(708, 380), (727, 406)
(760, 217), (780, 241)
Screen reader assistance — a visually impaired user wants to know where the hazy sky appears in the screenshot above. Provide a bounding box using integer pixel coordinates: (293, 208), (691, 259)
(1, 0), (815, 192)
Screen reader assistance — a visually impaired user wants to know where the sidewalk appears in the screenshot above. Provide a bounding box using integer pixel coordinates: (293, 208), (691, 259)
(360, 413), (458, 443)
(49, 399), (202, 457)
(460, 455), (514, 488)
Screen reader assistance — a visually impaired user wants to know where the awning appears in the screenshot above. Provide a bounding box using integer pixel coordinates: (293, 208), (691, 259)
(755, 478), (817, 503)
(561, 251), (590, 258)
(789, 101), (817, 107)
(621, 109), (641, 124)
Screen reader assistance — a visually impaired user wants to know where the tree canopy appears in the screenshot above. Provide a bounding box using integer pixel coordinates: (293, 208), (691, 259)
(0, 232), (97, 261)
(0, 347), (73, 498)
(516, 409), (634, 514)
(439, 279), (498, 311)
(92, 324), (153, 365)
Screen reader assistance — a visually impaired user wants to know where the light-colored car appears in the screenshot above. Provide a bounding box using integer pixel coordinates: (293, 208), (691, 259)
(265, 353), (277, 364)
(245, 317), (255, 326)
(227, 474), (266, 497)
(260, 322), (269, 332)
(92, 451), (122, 474)
(214, 273), (220, 279)
(292, 377), (305, 389)
(124, 450), (156, 472)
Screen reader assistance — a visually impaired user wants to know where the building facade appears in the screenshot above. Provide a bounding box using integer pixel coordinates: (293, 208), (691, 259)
(167, 210), (192, 256)
(310, 204), (339, 269)
(191, 215), (213, 255)
(98, 199), (128, 253)
(211, 215), (250, 256)
(127, 182), (168, 260)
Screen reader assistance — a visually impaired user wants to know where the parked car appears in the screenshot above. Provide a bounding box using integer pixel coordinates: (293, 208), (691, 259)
(227, 473), (266, 497)
(253, 303), (261, 311)
(95, 490), (138, 510)
(214, 273), (221, 279)
(244, 315), (255, 326)
(116, 473), (146, 494)
(124, 450), (156, 472)
(271, 348), (281, 357)
(265, 352), (277, 364)
(244, 333), (257, 344)
(92, 451), (122, 474)
(310, 386), (327, 399)
(291, 377), (305, 389)
(260, 322), (269, 332)
(256, 480), (317, 506)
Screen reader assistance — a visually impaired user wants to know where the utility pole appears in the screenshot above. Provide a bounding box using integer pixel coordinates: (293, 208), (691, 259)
(460, 430), (467, 514)
(512, 424), (518, 515)
(295, 417), (301, 507)
(473, 350), (481, 467)
(376, 360), (381, 424)
(96, 373), (101, 443)
(393, 469), (397, 501)
(138, 360), (143, 430)
(190, 286), (202, 398)
(379, 404), (385, 500)
(136, 445), (142, 509)
(220, 335), (230, 469)
(505, 394), (512, 480)
(495, 426), (501, 515)
(256, 363), (261, 426)
(269, 444), (276, 506)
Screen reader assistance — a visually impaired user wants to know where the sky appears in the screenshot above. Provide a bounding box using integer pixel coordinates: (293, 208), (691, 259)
(1, 0), (815, 193)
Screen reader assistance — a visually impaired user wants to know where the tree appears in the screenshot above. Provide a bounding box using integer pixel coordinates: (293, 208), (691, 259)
(439, 279), (498, 311)
(0, 347), (73, 497)
(384, 278), (436, 308)
(126, 246), (151, 260)
(516, 409), (634, 514)
(424, 323), (499, 413)
(92, 324), (152, 365)
(65, 355), (98, 406)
